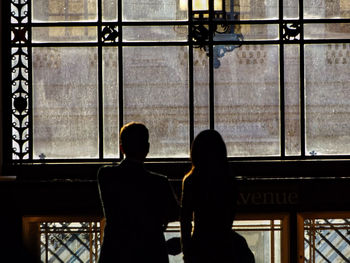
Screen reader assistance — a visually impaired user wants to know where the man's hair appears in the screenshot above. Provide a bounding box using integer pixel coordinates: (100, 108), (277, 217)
(120, 122), (149, 157)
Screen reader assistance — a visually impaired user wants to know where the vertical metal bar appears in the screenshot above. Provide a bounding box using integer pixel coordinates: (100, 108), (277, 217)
(188, 0), (194, 146)
(208, 0), (215, 130)
(118, 0), (124, 160)
(95, 222), (99, 262)
(3, 0), (11, 164)
(27, 0), (33, 160)
(279, 0), (285, 157)
(271, 220), (275, 263)
(98, 0), (104, 159)
(299, 0), (305, 156)
(311, 219), (315, 263)
(89, 222), (93, 262)
(45, 223), (49, 263)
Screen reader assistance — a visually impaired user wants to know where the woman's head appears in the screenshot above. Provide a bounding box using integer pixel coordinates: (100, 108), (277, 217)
(190, 129), (227, 168)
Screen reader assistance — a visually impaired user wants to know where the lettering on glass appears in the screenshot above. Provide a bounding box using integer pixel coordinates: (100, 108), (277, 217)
(237, 192), (298, 206)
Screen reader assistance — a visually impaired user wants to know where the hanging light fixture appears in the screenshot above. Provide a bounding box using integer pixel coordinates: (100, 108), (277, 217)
(180, 0), (244, 68)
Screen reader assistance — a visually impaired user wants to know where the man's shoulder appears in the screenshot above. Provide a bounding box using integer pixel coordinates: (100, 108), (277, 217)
(97, 164), (121, 179)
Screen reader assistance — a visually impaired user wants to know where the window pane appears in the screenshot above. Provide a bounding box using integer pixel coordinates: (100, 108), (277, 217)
(233, 220), (283, 263)
(103, 47), (119, 158)
(238, 0), (278, 20)
(305, 44), (350, 155)
(283, 0), (299, 19)
(32, 27), (97, 43)
(194, 48), (210, 137)
(32, 47), (99, 159)
(123, 46), (189, 158)
(304, 24), (350, 40)
(32, 0), (98, 22)
(123, 26), (188, 42)
(284, 45), (301, 156)
(239, 25), (279, 41)
(304, 0), (350, 19)
(214, 45), (280, 157)
(122, 0), (185, 21)
(102, 0), (118, 21)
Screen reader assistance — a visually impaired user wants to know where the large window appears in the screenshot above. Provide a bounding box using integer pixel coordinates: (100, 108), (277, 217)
(6, 0), (350, 162)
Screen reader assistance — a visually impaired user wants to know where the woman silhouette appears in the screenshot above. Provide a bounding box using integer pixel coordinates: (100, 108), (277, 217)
(180, 129), (254, 263)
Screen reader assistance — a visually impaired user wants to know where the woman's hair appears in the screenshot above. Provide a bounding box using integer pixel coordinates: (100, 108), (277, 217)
(190, 129), (227, 170)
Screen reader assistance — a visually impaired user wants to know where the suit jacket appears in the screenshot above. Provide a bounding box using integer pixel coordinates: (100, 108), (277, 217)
(97, 159), (178, 263)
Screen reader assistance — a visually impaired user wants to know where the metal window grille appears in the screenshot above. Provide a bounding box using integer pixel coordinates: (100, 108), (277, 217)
(6, 0), (350, 163)
(303, 218), (350, 263)
(23, 215), (288, 263)
(40, 221), (102, 263)
(166, 217), (288, 263)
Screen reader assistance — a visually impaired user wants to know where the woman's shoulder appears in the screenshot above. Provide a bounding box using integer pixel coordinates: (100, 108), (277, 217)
(183, 169), (196, 182)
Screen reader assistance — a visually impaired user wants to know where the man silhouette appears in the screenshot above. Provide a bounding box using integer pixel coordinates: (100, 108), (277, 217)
(97, 122), (179, 263)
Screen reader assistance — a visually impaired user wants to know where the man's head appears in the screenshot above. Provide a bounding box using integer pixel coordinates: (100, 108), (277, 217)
(119, 122), (149, 161)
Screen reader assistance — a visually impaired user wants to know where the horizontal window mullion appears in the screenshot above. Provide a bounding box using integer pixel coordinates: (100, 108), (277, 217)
(25, 40), (350, 48)
(11, 155), (350, 165)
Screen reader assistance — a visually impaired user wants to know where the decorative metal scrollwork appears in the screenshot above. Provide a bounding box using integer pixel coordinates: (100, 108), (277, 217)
(10, 0), (28, 24)
(11, 27), (28, 44)
(192, 24), (244, 68)
(282, 23), (301, 41)
(192, 24), (211, 48)
(101, 25), (119, 43)
(11, 0), (30, 160)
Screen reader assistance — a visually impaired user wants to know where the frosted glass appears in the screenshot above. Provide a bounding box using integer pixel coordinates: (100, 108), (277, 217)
(284, 45), (301, 156)
(123, 26), (188, 42)
(239, 24), (279, 40)
(304, 0), (350, 19)
(304, 24), (350, 40)
(123, 46), (189, 158)
(32, 0), (98, 22)
(305, 44), (350, 155)
(193, 48), (210, 137)
(32, 47), (99, 159)
(32, 27), (97, 43)
(103, 47), (119, 158)
(122, 0), (186, 21)
(102, 0), (118, 21)
(214, 45), (280, 157)
(283, 0), (299, 19)
(238, 0), (278, 20)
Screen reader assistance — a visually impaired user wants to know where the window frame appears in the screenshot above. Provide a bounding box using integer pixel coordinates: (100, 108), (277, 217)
(2, 0), (350, 167)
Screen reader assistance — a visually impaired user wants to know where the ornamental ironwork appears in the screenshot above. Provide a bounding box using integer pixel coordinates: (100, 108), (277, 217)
(282, 23), (301, 41)
(101, 25), (119, 43)
(11, 0), (30, 160)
